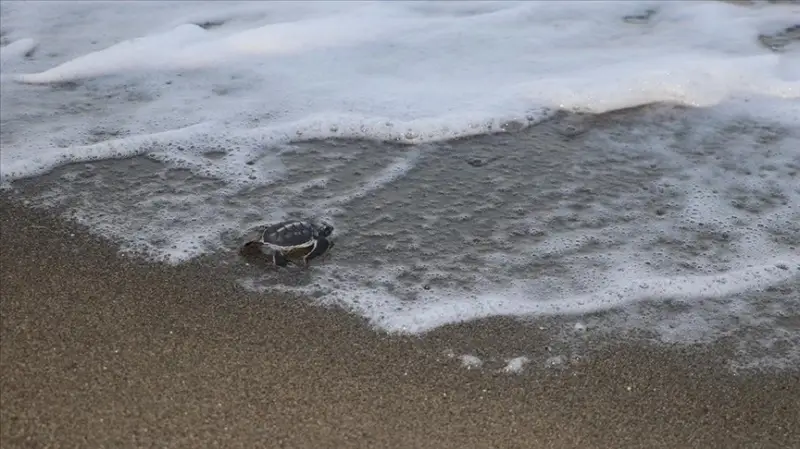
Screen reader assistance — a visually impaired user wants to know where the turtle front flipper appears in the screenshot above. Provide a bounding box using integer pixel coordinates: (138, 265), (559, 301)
(303, 238), (333, 268)
(272, 251), (290, 268)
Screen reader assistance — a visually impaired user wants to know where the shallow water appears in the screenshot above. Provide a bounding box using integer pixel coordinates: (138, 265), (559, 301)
(11, 104), (800, 371)
(2, 1), (799, 370)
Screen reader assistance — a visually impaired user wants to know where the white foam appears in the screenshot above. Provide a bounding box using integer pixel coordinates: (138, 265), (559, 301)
(459, 355), (484, 370)
(321, 257), (799, 334)
(317, 148), (423, 211)
(545, 355), (566, 368)
(0, 38), (38, 63)
(2, 1), (799, 184)
(501, 356), (530, 374)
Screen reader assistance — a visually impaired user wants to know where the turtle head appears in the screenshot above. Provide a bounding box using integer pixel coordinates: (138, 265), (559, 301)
(317, 222), (334, 238)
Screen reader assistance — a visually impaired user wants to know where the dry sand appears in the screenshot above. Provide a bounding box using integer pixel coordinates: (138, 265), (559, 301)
(1, 196), (798, 449)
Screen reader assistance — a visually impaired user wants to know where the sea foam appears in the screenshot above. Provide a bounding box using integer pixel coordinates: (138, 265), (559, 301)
(2, 1), (798, 185)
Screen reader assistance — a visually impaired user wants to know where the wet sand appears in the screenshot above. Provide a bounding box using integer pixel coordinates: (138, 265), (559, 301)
(1, 195), (798, 449)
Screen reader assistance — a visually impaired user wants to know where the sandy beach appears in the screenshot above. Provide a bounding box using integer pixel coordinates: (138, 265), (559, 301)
(2, 1), (800, 447)
(1, 195), (798, 449)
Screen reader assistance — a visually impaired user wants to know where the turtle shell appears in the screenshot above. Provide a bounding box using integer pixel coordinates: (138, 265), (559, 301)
(260, 220), (320, 250)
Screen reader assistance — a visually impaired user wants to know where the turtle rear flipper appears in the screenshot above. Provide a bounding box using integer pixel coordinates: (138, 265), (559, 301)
(239, 240), (264, 257)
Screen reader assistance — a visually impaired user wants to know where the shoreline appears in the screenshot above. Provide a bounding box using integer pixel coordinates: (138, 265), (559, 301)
(2, 195), (799, 448)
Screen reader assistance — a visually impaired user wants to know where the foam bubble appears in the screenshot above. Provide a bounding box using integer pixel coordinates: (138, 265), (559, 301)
(459, 355), (483, 370)
(501, 356), (530, 374)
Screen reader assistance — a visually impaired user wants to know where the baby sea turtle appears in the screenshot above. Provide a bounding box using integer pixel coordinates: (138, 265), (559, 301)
(242, 220), (335, 268)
